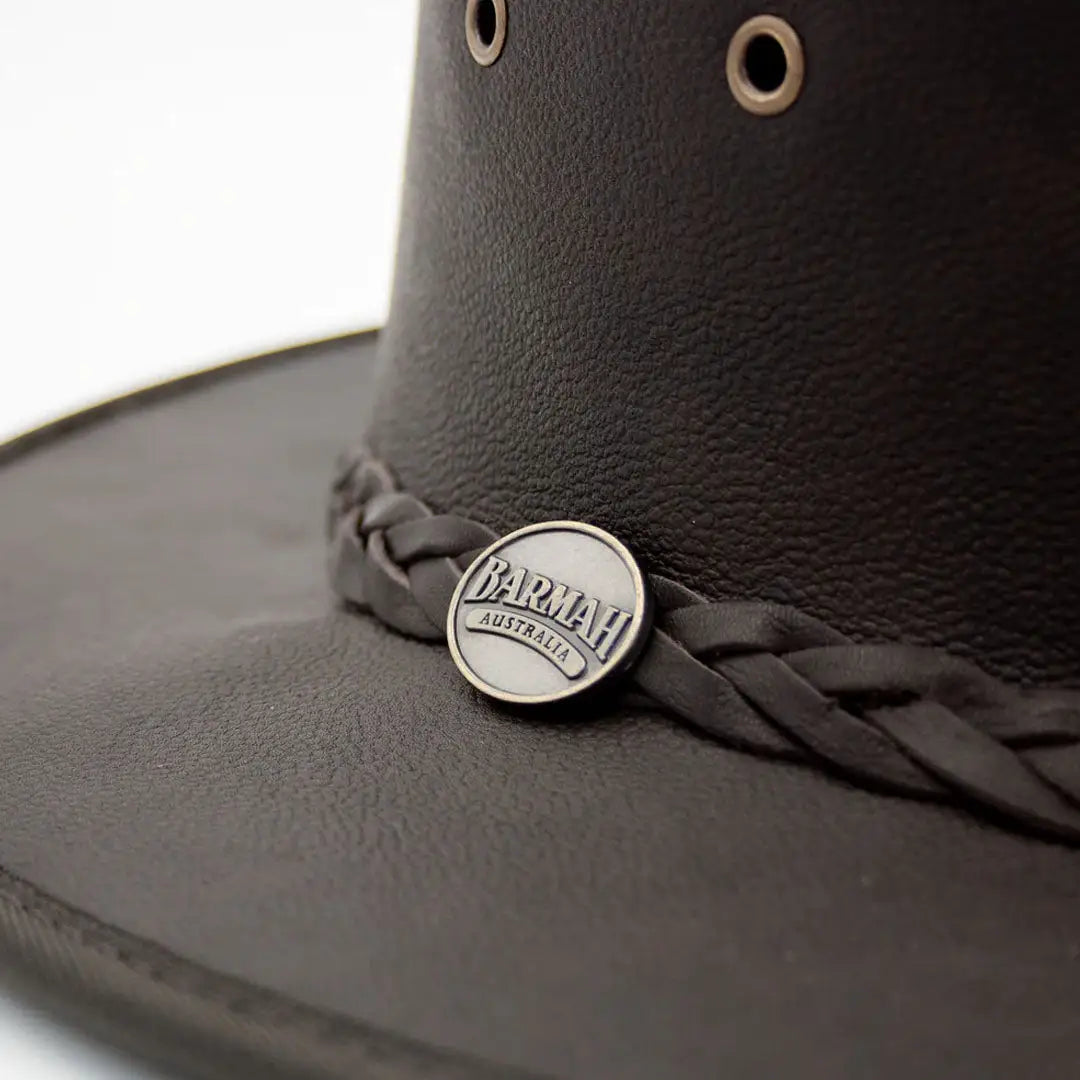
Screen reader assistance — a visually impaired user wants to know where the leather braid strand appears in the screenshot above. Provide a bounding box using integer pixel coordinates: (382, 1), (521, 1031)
(328, 449), (1080, 846)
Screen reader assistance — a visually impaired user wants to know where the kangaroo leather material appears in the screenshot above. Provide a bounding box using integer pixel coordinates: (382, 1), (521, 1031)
(373, 0), (1080, 685)
(2, 337), (1080, 1080)
(1, 0), (1079, 1078)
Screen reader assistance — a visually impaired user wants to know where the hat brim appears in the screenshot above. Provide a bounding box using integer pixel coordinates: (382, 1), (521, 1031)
(1, 333), (1078, 1080)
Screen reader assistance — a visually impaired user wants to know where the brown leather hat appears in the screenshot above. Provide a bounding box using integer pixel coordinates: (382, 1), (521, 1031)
(3, 3), (1079, 1077)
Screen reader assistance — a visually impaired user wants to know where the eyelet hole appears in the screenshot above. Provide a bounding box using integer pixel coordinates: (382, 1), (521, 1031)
(475, 0), (497, 46)
(744, 33), (787, 93)
(726, 15), (805, 116)
(466, 0), (507, 67)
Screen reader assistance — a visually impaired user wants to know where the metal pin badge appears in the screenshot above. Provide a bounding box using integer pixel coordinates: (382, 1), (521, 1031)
(447, 521), (652, 705)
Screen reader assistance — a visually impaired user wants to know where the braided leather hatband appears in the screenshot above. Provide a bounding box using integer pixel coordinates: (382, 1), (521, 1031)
(327, 448), (1080, 846)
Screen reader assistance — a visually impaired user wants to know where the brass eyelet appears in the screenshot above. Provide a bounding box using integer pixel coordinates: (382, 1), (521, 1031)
(466, 0), (507, 67)
(726, 15), (804, 116)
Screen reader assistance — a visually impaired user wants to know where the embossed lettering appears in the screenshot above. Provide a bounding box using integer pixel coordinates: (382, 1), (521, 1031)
(565, 596), (598, 640)
(463, 557), (634, 662)
(492, 567), (527, 606)
(541, 583), (584, 627)
(463, 606), (587, 679)
(582, 604), (633, 662)
(464, 555), (510, 602)
(506, 571), (552, 611)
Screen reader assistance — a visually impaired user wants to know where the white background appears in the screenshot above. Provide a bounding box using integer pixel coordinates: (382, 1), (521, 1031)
(0, 0), (417, 434)
(0, 1), (418, 1074)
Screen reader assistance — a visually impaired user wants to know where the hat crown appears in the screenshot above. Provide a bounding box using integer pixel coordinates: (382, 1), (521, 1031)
(369, 0), (1080, 683)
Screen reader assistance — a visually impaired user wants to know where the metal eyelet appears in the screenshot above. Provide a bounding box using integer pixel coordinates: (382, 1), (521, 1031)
(466, 0), (507, 67)
(726, 15), (804, 116)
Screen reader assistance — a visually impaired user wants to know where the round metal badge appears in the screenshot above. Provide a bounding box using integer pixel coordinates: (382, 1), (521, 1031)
(447, 521), (652, 705)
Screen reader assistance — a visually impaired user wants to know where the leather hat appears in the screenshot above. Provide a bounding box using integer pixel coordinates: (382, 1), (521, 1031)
(3, 2), (1079, 1077)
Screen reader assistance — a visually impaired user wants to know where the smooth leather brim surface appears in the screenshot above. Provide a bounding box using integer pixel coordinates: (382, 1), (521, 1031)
(1, 333), (1079, 1080)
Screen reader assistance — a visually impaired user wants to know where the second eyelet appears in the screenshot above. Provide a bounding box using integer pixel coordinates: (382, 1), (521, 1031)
(726, 15), (805, 116)
(466, 0), (507, 67)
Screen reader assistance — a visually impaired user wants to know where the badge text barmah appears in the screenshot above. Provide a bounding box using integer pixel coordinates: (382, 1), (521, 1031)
(462, 555), (633, 675)
(447, 520), (651, 705)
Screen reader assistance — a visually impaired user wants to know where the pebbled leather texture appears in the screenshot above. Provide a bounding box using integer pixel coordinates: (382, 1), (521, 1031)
(3, 339), (1080, 1080)
(4, 2), (1080, 1076)
(327, 452), (1080, 846)
(371, 0), (1080, 686)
